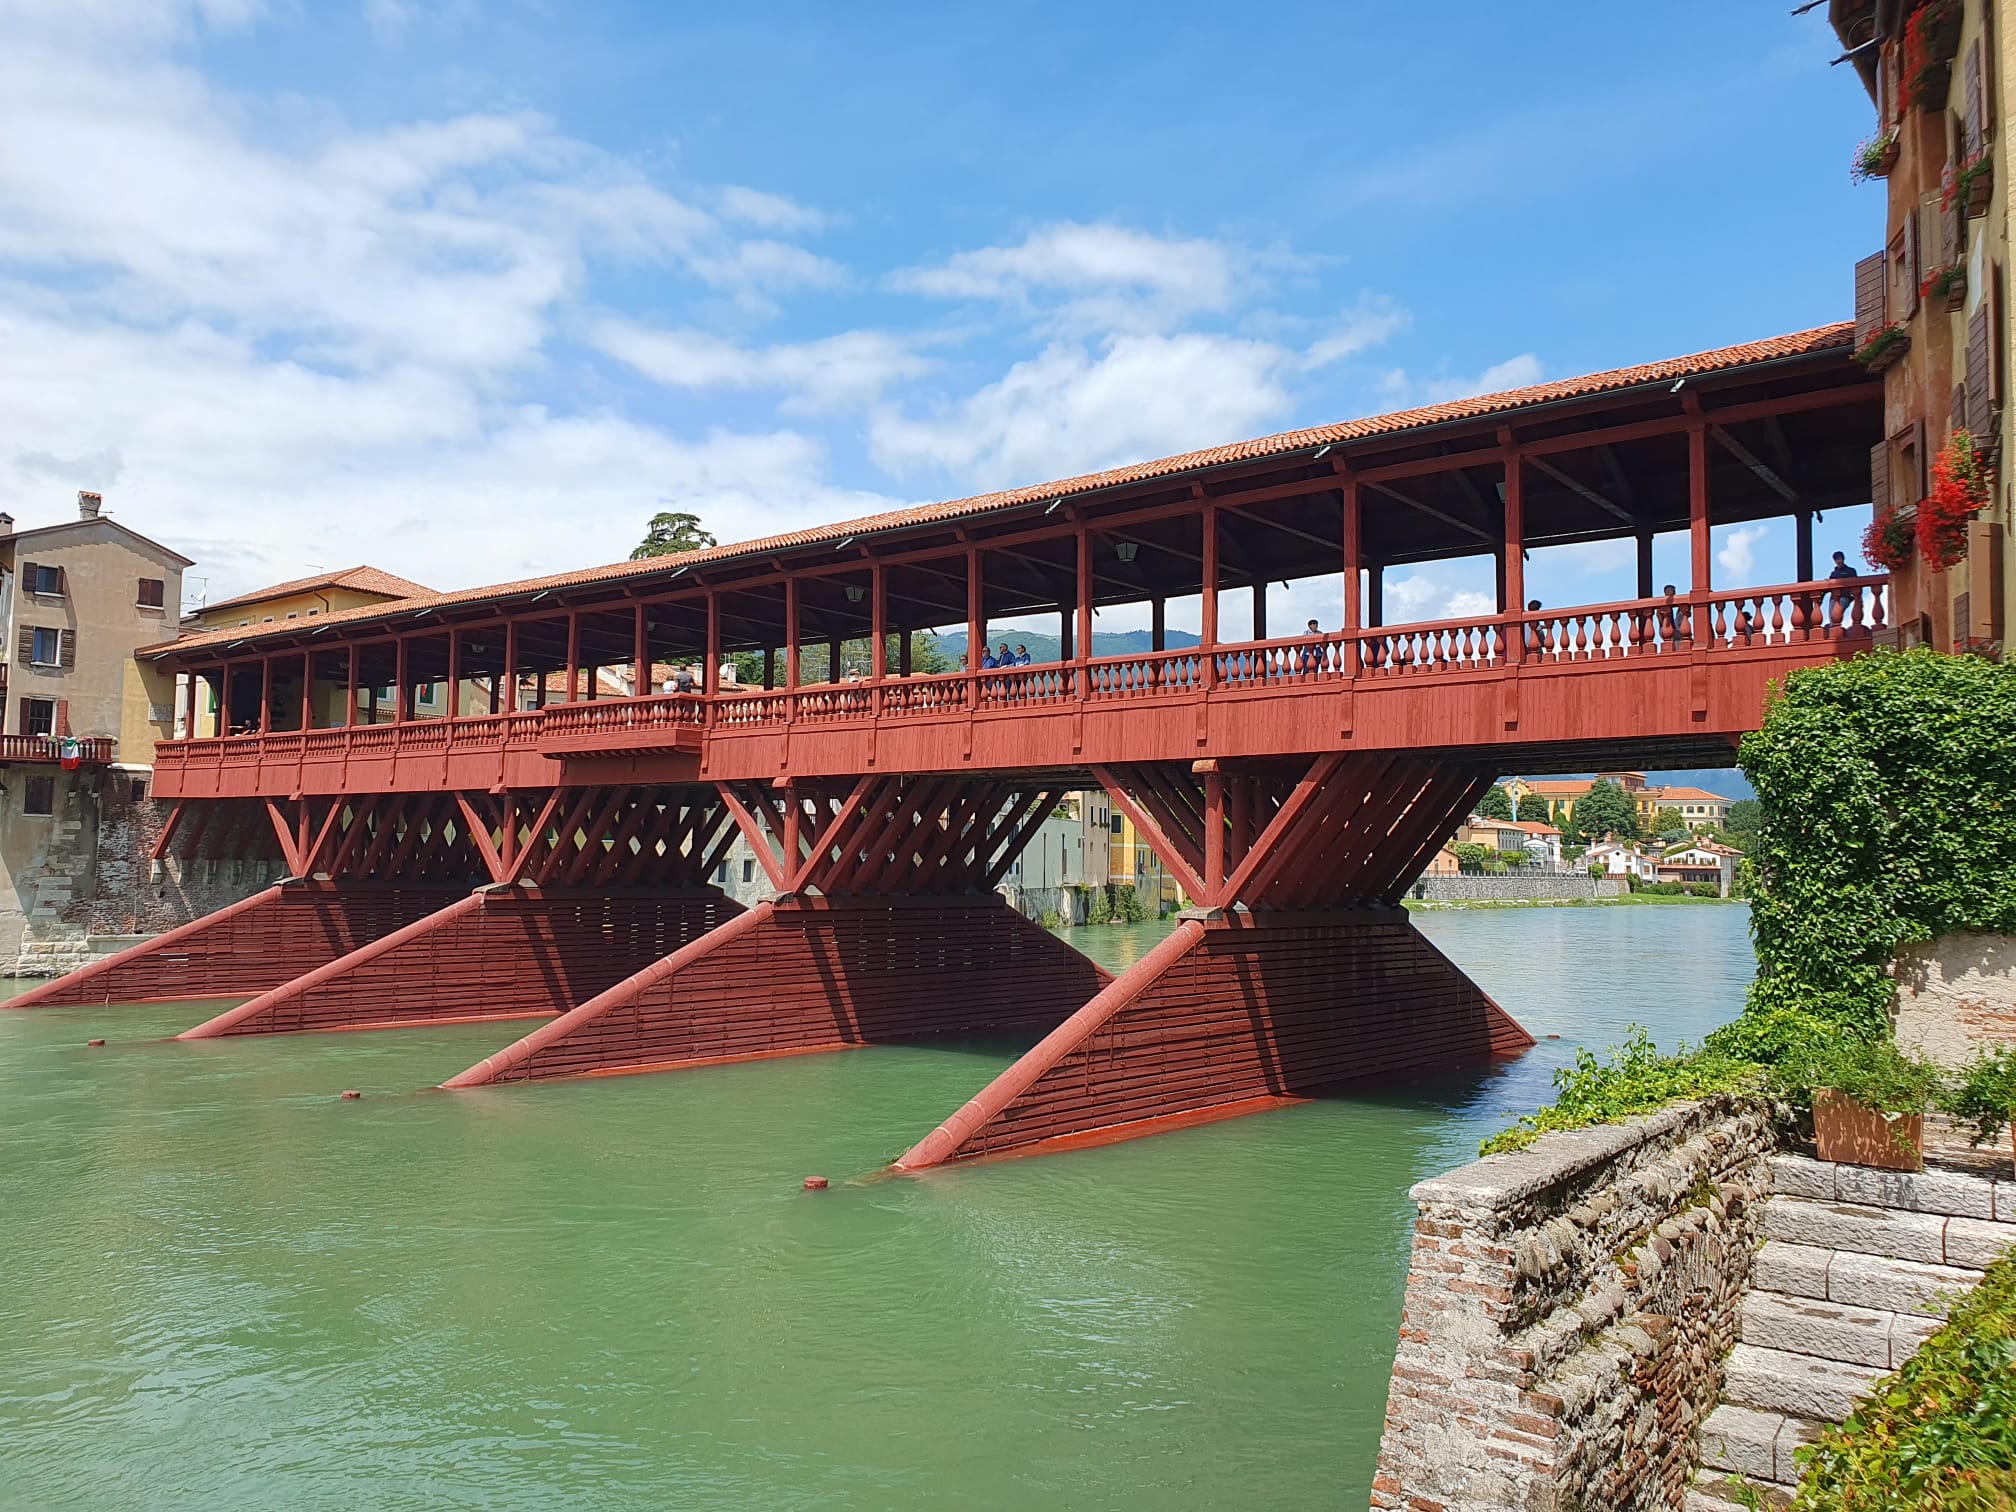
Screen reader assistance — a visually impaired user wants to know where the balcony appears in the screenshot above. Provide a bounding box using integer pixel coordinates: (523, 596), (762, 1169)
(0, 735), (114, 765)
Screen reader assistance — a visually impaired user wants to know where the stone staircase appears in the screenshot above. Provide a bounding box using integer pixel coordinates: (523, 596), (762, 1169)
(1688, 1152), (2015, 1509)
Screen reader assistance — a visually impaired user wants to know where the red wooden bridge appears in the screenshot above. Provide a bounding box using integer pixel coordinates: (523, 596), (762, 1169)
(13, 325), (1887, 1166)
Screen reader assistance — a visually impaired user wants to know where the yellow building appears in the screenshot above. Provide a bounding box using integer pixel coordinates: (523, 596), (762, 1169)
(185, 565), (431, 632)
(1107, 811), (1181, 911)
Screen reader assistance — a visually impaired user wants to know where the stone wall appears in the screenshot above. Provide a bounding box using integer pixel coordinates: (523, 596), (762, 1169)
(1415, 873), (1628, 903)
(7, 777), (283, 976)
(1893, 931), (2016, 1065)
(1372, 1096), (1775, 1512)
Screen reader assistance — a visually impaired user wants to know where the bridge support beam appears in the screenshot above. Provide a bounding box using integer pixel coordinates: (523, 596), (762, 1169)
(443, 774), (1106, 1086)
(178, 887), (741, 1038)
(2, 881), (461, 1008)
(895, 754), (1534, 1168)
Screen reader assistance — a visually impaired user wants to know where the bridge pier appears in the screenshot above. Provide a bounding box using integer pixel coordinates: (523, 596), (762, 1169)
(895, 754), (1534, 1168)
(444, 774), (1107, 1085)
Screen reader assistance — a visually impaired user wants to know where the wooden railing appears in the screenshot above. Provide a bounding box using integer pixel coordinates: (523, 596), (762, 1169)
(0, 734), (114, 764)
(152, 577), (1889, 763)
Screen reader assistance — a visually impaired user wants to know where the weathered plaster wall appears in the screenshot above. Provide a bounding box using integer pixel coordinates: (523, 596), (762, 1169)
(1372, 1097), (1774, 1512)
(1893, 932), (2016, 1065)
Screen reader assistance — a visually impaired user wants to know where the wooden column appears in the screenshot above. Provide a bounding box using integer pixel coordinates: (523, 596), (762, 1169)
(344, 647), (357, 728)
(1151, 597), (1166, 652)
(1204, 767), (1226, 903)
(1367, 565), (1384, 628)
(392, 639), (408, 723)
(1342, 476), (1362, 675)
(1503, 455), (1525, 663)
(869, 565), (886, 680)
(785, 577), (801, 689)
(258, 656), (273, 733)
(1636, 530), (1656, 600)
(1075, 525), (1093, 696)
(633, 603), (649, 697)
(1252, 580), (1267, 641)
(763, 646), (776, 689)
(826, 635), (842, 682)
(1201, 504), (1219, 688)
(298, 652), (312, 730)
(706, 592), (722, 695)
(444, 630), (460, 719)
(1795, 511), (1815, 583)
(966, 547), (983, 697)
(897, 633), (911, 678)
(563, 612), (580, 703)
(502, 620), (518, 714)
(1688, 424), (1712, 594)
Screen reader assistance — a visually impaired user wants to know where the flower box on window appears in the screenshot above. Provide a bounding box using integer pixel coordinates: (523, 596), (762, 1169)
(1852, 322), (1910, 373)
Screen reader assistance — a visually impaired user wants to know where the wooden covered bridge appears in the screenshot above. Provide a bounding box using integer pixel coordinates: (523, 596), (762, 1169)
(12, 325), (1886, 1166)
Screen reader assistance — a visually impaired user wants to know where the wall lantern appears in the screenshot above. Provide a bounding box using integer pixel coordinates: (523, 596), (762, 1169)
(1114, 541), (1139, 563)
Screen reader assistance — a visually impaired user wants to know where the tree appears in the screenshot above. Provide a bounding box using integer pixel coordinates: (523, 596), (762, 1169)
(1569, 779), (1640, 842)
(1724, 798), (1761, 850)
(1478, 784), (1514, 820)
(1451, 841), (1492, 873)
(1652, 806), (1690, 841)
(1515, 792), (1552, 824)
(632, 510), (718, 560)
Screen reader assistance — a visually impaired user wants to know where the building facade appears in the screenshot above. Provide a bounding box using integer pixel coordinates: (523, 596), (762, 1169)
(1833, 0), (2010, 652)
(0, 492), (199, 969)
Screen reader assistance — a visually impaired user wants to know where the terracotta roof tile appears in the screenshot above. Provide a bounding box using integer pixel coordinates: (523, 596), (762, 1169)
(148, 323), (1853, 658)
(195, 565), (435, 617)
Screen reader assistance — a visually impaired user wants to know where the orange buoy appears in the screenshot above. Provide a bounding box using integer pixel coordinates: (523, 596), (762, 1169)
(87, 1038), (105, 1047)
(803, 1175), (828, 1190)
(340, 1090), (362, 1100)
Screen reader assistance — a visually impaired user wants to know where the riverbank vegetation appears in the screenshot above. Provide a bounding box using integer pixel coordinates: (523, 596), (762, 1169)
(1480, 648), (2016, 1155)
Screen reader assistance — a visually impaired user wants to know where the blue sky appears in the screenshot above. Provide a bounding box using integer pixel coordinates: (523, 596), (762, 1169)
(0, 0), (1880, 627)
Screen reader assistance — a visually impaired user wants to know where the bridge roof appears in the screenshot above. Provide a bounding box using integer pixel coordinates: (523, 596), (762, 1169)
(150, 322), (1860, 662)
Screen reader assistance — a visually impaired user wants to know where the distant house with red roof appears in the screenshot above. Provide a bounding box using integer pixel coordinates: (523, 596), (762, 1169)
(186, 565), (433, 633)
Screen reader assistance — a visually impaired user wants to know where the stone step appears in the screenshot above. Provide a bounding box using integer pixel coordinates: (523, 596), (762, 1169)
(1771, 1151), (2005, 1220)
(1721, 1342), (1886, 1422)
(1740, 1290), (1941, 1370)
(1697, 1401), (1829, 1485)
(1753, 1238), (1989, 1320)
(1688, 1470), (1797, 1511)
(1761, 1195), (2016, 1269)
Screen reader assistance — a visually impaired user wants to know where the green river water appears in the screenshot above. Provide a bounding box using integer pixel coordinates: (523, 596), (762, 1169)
(0, 905), (1756, 1511)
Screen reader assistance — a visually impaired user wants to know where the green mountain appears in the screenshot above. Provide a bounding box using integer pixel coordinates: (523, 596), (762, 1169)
(934, 626), (1202, 663)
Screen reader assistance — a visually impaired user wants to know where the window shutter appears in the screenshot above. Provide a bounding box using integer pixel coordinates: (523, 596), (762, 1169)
(1993, 262), (2005, 407)
(59, 630), (75, 670)
(14, 698), (24, 735)
(1966, 41), (1984, 156)
(55, 566), (67, 597)
(1912, 418), (1928, 500)
(1854, 251), (1888, 344)
(1942, 190), (1963, 266)
(1968, 302), (1992, 429)
(19, 561), (38, 593)
(1953, 382), (1969, 434)
(1870, 441), (1890, 512)
(16, 627), (32, 663)
(1902, 208), (1919, 317)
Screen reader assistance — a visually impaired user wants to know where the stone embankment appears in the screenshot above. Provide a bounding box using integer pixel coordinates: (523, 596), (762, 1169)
(1373, 1103), (2016, 1511)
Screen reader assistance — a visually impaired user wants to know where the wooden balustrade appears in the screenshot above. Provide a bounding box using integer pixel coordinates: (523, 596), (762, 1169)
(154, 578), (1889, 766)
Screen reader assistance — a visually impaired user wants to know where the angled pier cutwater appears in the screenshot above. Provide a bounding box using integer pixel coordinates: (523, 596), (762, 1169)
(13, 326), (1889, 1163)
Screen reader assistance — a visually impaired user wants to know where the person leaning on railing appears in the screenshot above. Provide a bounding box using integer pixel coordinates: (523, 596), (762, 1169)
(1825, 550), (1859, 630)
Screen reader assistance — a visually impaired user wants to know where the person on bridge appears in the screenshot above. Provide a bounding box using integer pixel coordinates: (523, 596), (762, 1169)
(1301, 619), (1323, 673)
(996, 642), (1014, 668)
(978, 649), (998, 669)
(1013, 644), (1032, 665)
(1658, 585), (1691, 647)
(1522, 601), (1545, 659)
(671, 665), (697, 695)
(1826, 550), (1859, 629)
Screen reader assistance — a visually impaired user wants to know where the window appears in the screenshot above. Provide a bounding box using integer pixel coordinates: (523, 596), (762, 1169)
(22, 776), (54, 816)
(129, 778), (147, 803)
(285, 611), (299, 620)
(28, 628), (63, 667)
(742, 858), (755, 883)
(19, 698), (54, 737)
(136, 577), (165, 609)
(28, 564), (63, 597)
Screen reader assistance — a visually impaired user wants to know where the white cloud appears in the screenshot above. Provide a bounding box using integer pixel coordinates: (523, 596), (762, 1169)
(1446, 589), (1497, 617)
(1383, 353), (1545, 407)
(1381, 573), (1499, 626)
(715, 185), (827, 235)
(1305, 296), (1411, 368)
(868, 332), (1295, 484)
(362, 0), (412, 43)
(1717, 523), (1768, 576)
(592, 322), (934, 411)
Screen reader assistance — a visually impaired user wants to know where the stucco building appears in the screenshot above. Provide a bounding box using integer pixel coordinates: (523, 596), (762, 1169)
(1831, 0), (2010, 652)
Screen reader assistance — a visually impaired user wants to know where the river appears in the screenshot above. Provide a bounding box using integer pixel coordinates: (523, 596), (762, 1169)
(0, 904), (1754, 1510)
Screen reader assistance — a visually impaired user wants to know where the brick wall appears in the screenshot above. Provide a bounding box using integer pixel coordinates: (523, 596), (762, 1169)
(1372, 1096), (1775, 1512)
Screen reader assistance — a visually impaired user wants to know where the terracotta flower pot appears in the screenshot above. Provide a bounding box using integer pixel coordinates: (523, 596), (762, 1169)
(1860, 336), (1910, 375)
(1944, 274), (1968, 312)
(1814, 1089), (1925, 1171)
(1967, 165), (1994, 217)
